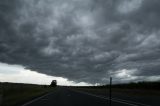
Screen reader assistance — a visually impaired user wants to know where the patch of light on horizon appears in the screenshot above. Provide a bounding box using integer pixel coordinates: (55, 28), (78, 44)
(110, 69), (138, 83)
(116, 69), (131, 78)
(0, 62), (92, 86)
(110, 69), (160, 83)
(144, 75), (160, 82)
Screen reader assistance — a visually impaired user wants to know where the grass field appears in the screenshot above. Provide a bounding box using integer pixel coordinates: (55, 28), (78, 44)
(72, 81), (160, 97)
(0, 82), (55, 106)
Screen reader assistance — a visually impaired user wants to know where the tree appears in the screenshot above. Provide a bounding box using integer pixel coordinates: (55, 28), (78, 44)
(50, 80), (57, 87)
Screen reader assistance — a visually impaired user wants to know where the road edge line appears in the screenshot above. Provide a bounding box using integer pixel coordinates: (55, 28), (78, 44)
(22, 92), (53, 106)
(69, 88), (150, 106)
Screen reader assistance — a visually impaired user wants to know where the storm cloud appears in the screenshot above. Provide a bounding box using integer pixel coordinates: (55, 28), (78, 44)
(0, 0), (160, 84)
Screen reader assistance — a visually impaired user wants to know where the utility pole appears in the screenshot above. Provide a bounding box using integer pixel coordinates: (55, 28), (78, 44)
(109, 77), (112, 106)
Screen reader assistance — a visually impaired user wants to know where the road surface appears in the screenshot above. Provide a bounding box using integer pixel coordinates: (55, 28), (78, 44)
(23, 87), (151, 106)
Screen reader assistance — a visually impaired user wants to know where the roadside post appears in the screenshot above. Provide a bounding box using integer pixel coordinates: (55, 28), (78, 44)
(109, 77), (112, 106)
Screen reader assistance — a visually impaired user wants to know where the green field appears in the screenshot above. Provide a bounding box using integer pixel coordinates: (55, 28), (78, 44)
(0, 82), (55, 106)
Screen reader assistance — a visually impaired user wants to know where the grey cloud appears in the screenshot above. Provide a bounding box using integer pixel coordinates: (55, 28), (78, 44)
(0, 0), (160, 84)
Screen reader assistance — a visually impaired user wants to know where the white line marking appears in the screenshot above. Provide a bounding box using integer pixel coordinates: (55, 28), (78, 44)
(111, 98), (150, 106)
(22, 88), (151, 106)
(22, 92), (53, 106)
(69, 88), (151, 106)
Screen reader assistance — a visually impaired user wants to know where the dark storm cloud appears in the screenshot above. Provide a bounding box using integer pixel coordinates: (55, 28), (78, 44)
(0, 0), (160, 84)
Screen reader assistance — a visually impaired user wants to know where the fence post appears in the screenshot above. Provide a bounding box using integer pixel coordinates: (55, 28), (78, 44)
(109, 77), (112, 106)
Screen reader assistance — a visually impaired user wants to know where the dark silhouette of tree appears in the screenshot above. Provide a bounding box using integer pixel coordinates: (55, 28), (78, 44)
(50, 80), (57, 87)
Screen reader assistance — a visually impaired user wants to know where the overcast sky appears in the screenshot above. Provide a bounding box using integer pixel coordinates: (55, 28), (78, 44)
(0, 0), (160, 85)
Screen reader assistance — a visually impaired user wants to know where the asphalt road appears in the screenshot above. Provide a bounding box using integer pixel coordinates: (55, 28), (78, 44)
(22, 87), (151, 106)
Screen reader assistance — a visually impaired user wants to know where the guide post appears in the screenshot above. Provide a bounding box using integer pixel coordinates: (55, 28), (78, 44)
(109, 77), (112, 106)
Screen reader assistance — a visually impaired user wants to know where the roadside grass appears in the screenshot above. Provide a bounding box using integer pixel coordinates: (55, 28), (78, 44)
(75, 87), (160, 97)
(0, 82), (55, 106)
(72, 81), (160, 97)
